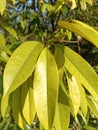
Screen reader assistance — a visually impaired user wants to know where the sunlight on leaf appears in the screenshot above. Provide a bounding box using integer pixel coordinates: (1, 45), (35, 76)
(58, 20), (98, 48)
(67, 74), (80, 116)
(34, 47), (59, 130)
(64, 46), (98, 98)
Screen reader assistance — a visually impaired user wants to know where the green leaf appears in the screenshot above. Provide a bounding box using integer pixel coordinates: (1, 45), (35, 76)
(3, 41), (43, 96)
(86, 0), (92, 5)
(1, 41), (43, 116)
(58, 20), (98, 48)
(70, 0), (77, 9)
(0, 0), (6, 15)
(79, 85), (88, 117)
(21, 76), (36, 125)
(10, 0), (16, 4)
(34, 47), (59, 130)
(11, 87), (26, 129)
(87, 97), (98, 118)
(0, 44), (12, 56)
(64, 46), (98, 98)
(83, 125), (96, 130)
(54, 86), (70, 130)
(0, 33), (5, 45)
(66, 74), (80, 116)
(80, 0), (86, 10)
(5, 26), (18, 40)
(54, 44), (65, 69)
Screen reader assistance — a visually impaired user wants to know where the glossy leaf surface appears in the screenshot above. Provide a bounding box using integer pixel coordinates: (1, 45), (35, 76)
(64, 46), (98, 98)
(67, 74), (80, 116)
(58, 20), (98, 48)
(34, 47), (59, 130)
(54, 86), (70, 130)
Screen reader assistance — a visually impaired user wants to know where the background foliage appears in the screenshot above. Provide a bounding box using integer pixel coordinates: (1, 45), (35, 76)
(0, 0), (98, 130)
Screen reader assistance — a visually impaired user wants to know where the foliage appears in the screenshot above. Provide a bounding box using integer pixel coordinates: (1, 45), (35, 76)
(0, 0), (98, 130)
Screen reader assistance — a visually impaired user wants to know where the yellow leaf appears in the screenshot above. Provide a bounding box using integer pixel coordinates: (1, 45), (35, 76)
(11, 87), (26, 129)
(0, 0), (6, 15)
(5, 26), (18, 40)
(21, 76), (36, 125)
(79, 85), (88, 117)
(58, 20), (98, 48)
(34, 47), (59, 130)
(10, 0), (16, 4)
(0, 33), (5, 45)
(70, 0), (77, 9)
(67, 74), (80, 116)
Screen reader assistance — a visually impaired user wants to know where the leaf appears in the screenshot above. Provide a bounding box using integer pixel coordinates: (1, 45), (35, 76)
(5, 26), (18, 40)
(0, 33), (5, 45)
(34, 47), (59, 130)
(10, 0), (16, 4)
(54, 44), (65, 69)
(3, 41), (43, 96)
(66, 74), (80, 116)
(19, 0), (26, 3)
(54, 86), (70, 130)
(11, 87), (26, 129)
(86, 0), (92, 5)
(0, 0), (6, 15)
(58, 20), (98, 48)
(70, 0), (77, 9)
(87, 97), (98, 118)
(21, 19), (26, 30)
(64, 46), (98, 98)
(83, 125), (96, 130)
(1, 41), (43, 116)
(80, 0), (86, 10)
(21, 76), (36, 125)
(79, 85), (88, 117)
(0, 44), (12, 56)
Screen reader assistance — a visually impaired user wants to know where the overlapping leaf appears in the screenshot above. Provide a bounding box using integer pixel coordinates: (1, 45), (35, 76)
(79, 84), (88, 117)
(0, 0), (6, 15)
(58, 20), (98, 48)
(87, 97), (98, 118)
(54, 86), (70, 130)
(67, 74), (80, 116)
(1, 41), (43, 116)
(34, 47), (59, 130)
(21, 76), (36, 125)
(5, 27), (18, 40)
(11, 87), (26, 129)
(64, 46), (98, 98)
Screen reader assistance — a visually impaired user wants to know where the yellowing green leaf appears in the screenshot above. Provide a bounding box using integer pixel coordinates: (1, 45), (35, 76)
(5, 26), (18, 40)
(87, 97), (98, 118)
(67, 74), (80, 116)
(64, 46), (98, 98)
(70, 0), (77, 9)
(3, 41), (43, 96)
(1, 41), (43, 116)
(10, 0), (16, 4)
(79, 85), (88, 117)
(21, 76), (36, 125)
(11, 87), (26, 129)
(80, 0), (86, 10)
(54, 86), (70, 130)
(58, 20), (98, 48)
(86, 0), (92, 5)
(0, 0), (6, 15)
(34, 47), (59, 130)
(19, 0), (26, 3)
(54, 44), (65, 69)
(21, 19), (26, 30)
(0, 33), (5, 45)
